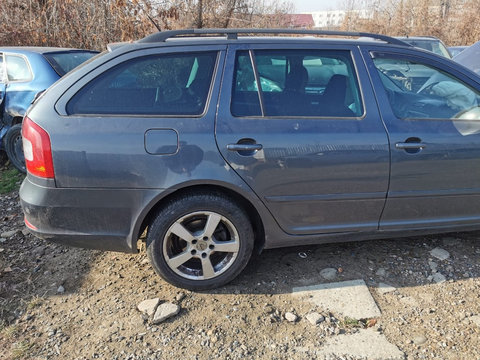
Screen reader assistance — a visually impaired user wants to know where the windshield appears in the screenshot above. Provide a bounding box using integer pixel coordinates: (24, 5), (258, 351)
(401, 39), (452, 58)
(43, 51), (98, 76)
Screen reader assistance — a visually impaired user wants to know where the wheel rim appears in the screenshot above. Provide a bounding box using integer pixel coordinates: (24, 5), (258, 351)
(163, 211), (240, 281)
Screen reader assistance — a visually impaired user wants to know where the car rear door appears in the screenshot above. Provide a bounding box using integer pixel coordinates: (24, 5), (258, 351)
(215, 43), (390, 235)
(362, 46), (480, 230)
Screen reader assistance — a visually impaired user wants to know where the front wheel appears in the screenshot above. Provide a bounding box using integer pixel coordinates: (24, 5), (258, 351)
(5, 124), (26, 173)
(146, 192), (254, 290)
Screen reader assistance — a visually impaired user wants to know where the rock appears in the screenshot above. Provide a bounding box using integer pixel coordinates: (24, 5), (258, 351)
(320, 268), (337, 280)
(33, 246), (46, 258)
(428, 260), (438, 273)
(375, 268), (387, 277)
(3, 266), (12, 273)
(305, 312), (325, 325)
(1, 230), (17, 238)
(22, 229), (30, 236)
(57, 286), (65, 294)
(470, 315), (480, 328)
(141, 258), (149, 265)
(0, 238), (6, 243)
(175, 293), (185, 302)
(377, 283), (397, 294)
(432, 272), (446, 284)
(152, 303), (180, 324)
(285, 312), (298, 322)
(137, 298), (160, 317)
(430, 247), (450, 261)
(413, 335), (427, 345)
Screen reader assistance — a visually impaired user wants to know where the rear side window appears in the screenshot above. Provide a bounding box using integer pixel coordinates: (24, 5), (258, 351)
(67, 52), (217, 116)
(5, 55), (32, 82)
(43, 51), (98, 76)
(231, 49), (364, 118)
(373, 55), (480, 121)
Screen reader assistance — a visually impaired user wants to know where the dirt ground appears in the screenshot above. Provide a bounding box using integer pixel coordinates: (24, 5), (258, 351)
(1, 183), (480, 359)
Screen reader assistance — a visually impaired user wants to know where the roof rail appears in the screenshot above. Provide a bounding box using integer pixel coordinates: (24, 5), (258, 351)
(138, 28), (412, 47)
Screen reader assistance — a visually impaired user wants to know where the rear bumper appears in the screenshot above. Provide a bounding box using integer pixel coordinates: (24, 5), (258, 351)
(20, 176), (162, 253)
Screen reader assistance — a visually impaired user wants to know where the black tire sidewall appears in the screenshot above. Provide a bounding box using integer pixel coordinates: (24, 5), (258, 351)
(5, 124), (26, 173)
(146, 193), (254, 290)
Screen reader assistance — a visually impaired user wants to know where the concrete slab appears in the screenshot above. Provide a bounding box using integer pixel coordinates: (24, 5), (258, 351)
(377, 282), (397, 295)
(316, 329), (404, 360)
(292, 279), (381, 319)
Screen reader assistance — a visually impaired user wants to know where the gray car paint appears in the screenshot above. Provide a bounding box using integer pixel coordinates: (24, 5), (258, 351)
(20, 36), (480, 254)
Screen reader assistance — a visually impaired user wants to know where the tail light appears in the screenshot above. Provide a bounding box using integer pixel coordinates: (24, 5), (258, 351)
(22, 116), (55, 178)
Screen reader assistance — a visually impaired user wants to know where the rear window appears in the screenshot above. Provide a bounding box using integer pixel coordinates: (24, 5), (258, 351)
(43, 51), (98, 76)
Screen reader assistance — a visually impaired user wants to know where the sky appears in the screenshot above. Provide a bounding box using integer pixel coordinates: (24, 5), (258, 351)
(291, 0), (345, 12)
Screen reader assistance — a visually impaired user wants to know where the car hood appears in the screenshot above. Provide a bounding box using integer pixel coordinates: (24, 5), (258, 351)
(452, 41), (480, 74)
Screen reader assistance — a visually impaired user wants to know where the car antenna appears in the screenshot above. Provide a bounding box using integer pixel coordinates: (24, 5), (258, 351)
(146, 13), (162, 32)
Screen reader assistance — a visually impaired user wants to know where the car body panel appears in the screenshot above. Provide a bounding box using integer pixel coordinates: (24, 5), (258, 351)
(215, 43), (390, 235)
(19, 34), (480, 254)
(361, 45), (480, 230)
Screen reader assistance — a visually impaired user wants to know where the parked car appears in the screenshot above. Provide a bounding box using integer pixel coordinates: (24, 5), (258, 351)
(0, 47), (98, 171)
(453, 41), (480, 74)
(449, 45), (468, 57)
(20, 29), (480, 290)
(395, 36), (452, 58)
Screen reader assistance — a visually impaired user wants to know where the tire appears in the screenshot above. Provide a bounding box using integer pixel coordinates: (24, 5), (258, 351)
(146, 192), (254, 290)
(5, 124), (26, 173)
(0, 150), (7, 167)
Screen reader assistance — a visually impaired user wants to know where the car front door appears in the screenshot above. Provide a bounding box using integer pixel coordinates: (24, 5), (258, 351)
(215, 44), (390, 235)
(364, 47), (480, 230)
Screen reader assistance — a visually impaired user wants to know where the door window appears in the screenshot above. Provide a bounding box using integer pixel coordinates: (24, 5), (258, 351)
(231, 49), (364, 118)
(0, 54), (5, 83)
(67, 52), (218, 116)
(5, 54), (32, 82)
(372, 55), (480, 124)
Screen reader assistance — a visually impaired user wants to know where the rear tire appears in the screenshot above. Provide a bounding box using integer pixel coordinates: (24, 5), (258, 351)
(146, 192), (254, 290)
(5, 124), (26, 173)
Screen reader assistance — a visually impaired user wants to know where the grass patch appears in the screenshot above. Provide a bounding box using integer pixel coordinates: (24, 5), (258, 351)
(26, 296), (43, 311)
(11, 340), (33, 360)
(342, 317), (364, 328)
(0, 167), (24, 194)
(1, 324), (20, 339)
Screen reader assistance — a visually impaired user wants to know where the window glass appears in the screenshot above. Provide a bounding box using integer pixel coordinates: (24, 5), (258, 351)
(373, 56), (480, 120)
(231, 51), (262, 117)
(231, 49), (363, 118)
(67, 52), (217, 116)
(5, 55), (32, 82)
(43, 51), (98, 76)
(0, 55), (4, 83)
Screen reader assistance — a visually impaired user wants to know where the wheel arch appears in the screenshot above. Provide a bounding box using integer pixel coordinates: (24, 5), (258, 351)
(132, 183), (266, 254)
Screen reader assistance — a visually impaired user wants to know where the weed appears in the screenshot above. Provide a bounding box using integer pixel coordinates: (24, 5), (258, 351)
(1, 324), (19, 338)
(0, 167), (24, 194)
(11, 340), (33, 360)
(26, 296), (43, 311)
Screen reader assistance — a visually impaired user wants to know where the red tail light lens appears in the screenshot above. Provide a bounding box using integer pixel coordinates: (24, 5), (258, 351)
(22, 116), (55, 178)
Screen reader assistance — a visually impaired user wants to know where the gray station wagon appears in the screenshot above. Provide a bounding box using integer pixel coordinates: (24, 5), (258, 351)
(19, 29), (480, 290)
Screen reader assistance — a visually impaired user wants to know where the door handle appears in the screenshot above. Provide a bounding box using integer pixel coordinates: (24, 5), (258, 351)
(395, 142), (426, 150)
(227, 143), (263, 152)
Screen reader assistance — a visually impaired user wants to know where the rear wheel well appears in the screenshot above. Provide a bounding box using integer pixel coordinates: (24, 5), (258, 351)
(136, 185), (265, 253)
(12, 117), (23, 125)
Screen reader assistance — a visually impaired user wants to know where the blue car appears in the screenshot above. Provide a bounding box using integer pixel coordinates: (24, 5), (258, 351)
(0, 47), (98, 171)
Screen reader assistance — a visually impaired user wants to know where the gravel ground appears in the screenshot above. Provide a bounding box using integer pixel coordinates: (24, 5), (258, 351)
(1, 181), (480, 359)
